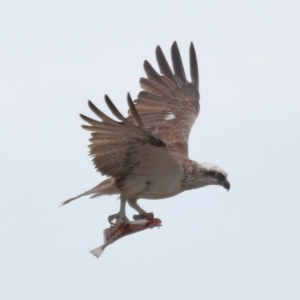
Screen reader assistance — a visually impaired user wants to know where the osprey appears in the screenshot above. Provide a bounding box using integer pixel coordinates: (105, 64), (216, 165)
(62, 42), (230, 225)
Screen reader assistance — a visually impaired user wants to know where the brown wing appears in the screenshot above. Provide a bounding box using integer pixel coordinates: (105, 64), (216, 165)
(80, 94), (180, 180)
(129, 42), (200, 160)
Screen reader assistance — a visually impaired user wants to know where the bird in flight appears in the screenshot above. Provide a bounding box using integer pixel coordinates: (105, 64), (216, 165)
(62, 42), (230, 226)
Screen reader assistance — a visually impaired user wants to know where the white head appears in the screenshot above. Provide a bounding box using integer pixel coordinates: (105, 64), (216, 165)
(197, 162), (230, 190)
(183, 162), (230, 191)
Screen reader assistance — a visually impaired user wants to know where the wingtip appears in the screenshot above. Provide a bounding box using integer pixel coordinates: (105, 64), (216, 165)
(171, 41), (178, 49)
(171, 42), (178, 54)
(79, 113), (86, 120)
(127, 92), (134, 108)
(155, 45), (163, 56)
(127, 93), (145, 129)
(190, 42), (196, 53)
(87, 100), (96, 111)
(104, 95), (115, 112)
(143, 60), (150, 69)
(189, 42), (199, 89)
(104, 94), (111, 104)
(127, 92), (132, 102)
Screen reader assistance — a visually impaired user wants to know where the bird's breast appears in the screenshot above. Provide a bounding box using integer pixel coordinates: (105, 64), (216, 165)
(122, 171), (184, 200)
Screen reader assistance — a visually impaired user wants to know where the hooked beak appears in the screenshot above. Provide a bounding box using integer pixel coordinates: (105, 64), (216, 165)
(222, 179), (230, 191)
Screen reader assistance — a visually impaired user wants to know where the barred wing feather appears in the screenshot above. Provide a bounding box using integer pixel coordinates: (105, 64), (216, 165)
(129, 42), (200, 159)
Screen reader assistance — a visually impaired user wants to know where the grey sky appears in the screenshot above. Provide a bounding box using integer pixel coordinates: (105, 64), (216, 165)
(1, 1), (299, 299)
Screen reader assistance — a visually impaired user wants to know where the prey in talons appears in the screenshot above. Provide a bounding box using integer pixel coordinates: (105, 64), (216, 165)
(90, 218), (162, 258)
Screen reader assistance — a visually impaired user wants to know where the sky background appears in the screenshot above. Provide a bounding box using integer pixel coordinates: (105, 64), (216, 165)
(1, 1), (299, 299)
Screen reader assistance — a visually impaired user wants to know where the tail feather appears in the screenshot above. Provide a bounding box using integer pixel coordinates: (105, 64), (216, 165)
(60, 190), (95, 206)
(60, 178), (117, 206)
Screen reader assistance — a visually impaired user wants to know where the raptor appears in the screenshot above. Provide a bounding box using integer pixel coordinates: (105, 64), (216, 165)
(62, 42), (230, 225)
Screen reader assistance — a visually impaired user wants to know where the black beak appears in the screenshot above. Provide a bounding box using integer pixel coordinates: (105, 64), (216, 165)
(222, 179), (230, 191)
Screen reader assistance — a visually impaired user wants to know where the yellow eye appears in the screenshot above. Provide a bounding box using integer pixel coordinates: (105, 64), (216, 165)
(217, 173), (225, 180)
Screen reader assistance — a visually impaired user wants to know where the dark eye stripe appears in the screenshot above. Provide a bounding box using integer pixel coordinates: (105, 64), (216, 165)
(217, 173), (225, 180)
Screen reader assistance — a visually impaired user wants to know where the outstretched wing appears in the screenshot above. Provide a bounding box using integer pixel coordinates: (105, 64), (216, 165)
(80, 94), (181, 180)
(129, 42), (200, 159)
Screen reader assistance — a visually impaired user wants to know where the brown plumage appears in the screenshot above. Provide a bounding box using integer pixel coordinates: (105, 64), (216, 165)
(62, 42), (230, 225)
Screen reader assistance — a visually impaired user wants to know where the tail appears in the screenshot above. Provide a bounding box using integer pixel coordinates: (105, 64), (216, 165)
(90, 246), (105, 258)
(60, 178), (117, 206)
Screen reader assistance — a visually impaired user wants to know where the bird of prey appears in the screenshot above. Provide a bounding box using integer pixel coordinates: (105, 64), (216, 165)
(62, 42), (230, 225)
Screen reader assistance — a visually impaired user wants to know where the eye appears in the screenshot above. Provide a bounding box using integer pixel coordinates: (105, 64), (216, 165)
(217, 173), (225, 180)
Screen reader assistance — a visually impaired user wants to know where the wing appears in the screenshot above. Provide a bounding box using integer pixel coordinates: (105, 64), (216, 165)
(129, 42), (200, 160)
(80, 94), (181, 180)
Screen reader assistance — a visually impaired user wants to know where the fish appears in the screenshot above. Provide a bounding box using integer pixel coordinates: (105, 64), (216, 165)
(90, 218), (162, 258)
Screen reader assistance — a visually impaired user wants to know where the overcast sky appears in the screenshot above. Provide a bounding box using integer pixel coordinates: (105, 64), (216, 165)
(1, 1), (299, 299)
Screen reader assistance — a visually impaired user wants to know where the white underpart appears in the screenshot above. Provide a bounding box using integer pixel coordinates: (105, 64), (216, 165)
(128, 171), (183, 199)
(122, 146), (184, 199)
(165, 113), (176, 121)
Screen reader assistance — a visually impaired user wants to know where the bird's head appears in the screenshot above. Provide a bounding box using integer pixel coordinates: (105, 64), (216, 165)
(192, 162), (230, 191)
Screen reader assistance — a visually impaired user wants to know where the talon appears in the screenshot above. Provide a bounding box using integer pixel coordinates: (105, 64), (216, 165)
(133, 212), (154, 220)
(108, 213), (118, 225)
(108, 213), (129, 227)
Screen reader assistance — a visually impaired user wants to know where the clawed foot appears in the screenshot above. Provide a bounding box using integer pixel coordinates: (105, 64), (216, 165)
(133, 212), (154, 220)
(108, 213), (129, 227)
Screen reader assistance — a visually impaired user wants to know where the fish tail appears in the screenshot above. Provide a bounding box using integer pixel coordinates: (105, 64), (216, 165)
(89, 246), (105, 258)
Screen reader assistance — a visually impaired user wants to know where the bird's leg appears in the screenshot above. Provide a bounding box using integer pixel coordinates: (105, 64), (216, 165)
(127, 198), (154, 220)
(108, 196), (129, 227)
